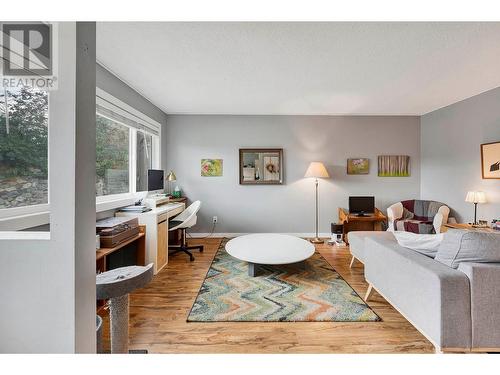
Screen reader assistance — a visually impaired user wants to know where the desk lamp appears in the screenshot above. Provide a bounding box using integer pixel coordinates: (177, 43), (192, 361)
(465, 191), (486, 225)
(167, 170), (177, 196)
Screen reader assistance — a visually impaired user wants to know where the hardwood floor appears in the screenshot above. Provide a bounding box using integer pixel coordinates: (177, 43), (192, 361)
(99, 237), (434, 353)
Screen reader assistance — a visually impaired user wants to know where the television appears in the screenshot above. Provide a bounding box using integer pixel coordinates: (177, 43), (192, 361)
(349, 196), (375, 216)
(147, 169), (164, 192)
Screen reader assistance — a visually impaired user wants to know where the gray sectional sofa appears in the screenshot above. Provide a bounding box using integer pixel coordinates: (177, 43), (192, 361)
(348, 229), (500, 353)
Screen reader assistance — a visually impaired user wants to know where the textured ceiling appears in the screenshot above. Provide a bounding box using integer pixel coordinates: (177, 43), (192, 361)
(97, 22), (500, 115)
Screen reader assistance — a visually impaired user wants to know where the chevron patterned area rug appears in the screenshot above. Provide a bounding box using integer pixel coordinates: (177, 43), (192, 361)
(187, 239), (380, 322)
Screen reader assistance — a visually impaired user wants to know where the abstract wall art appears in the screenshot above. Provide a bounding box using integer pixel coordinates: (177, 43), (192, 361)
(481, 141), (500, 179)
(378, 155), (410, 177)
(201, 159), (223, 177)
(347, 158), (370, 175)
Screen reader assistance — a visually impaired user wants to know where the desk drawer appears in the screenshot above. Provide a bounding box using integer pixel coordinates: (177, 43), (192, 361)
(157, 212), (168, 224)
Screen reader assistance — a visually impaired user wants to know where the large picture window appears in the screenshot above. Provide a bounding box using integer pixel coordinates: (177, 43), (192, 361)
(0, 87), (49, 210)
(95, 90), (160, 201)
(0, 88), (160, 224)
(96, 114), (130, 196)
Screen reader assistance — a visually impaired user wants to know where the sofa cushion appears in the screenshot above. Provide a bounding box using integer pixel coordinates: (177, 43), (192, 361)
(435, 229), (500, 269)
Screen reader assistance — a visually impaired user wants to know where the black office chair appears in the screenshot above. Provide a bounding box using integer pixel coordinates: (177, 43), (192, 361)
(168, 200), (203, 261)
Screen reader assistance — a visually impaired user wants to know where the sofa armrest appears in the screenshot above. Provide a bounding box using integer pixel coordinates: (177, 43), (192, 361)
(458, 262), (500, 350)
(387, 202), (403, 222)
(433, 213), (445, 233)
(433, 206), (450, 233)
(365, 236), (471, 350)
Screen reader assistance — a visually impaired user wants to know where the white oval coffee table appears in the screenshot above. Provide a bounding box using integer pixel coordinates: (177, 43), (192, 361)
(225, 233), (315, 277)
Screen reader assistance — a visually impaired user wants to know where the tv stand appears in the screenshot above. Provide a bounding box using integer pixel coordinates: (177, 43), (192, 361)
(338, 207), (387, 244)
(355, 211), (370, 217)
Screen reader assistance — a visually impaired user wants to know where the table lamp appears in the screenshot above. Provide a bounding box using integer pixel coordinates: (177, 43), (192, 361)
(304, 162), (330, 244)
(166, 170), (177, 196)
(465, 191), (486, 225)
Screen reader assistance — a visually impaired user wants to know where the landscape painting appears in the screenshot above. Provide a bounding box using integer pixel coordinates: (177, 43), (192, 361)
(378, 155), (410, 177)
(201, 159), (223, 177)
(347, 158), (369, 175)
(481, 141), (500, 179)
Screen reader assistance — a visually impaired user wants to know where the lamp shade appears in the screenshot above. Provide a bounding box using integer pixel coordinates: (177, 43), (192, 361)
(167, 170), (177, 181)
(304, 162), (330, 178)
(465, 191), (486, 204)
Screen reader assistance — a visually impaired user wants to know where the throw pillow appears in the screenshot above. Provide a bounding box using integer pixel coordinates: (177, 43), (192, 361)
(435, 229), (500, 269)
(393, 231), (443, 258)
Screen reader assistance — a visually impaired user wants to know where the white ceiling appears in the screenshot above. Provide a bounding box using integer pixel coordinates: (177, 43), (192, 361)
(96, 22), (500, 115)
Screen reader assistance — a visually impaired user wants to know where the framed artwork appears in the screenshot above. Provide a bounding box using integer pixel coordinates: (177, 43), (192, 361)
(481, 141), (500, 179)
(347, 158), (369, 175)
(201, 159), (223, 177)
(378, 155), (410, 177)
(239, 148), (283, 185)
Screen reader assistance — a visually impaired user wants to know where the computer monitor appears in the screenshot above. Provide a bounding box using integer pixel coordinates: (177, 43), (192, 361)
(147, 169), (164, 192)
(349, 196), (375, 216)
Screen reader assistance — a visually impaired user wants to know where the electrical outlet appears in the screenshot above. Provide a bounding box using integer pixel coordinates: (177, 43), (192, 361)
(212, 216), (218, 224)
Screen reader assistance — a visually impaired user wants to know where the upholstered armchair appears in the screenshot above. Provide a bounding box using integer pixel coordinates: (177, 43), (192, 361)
(387, 200), (450, 234)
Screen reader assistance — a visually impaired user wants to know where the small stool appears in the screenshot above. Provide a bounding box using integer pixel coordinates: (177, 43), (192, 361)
(96, 263), (154, 354)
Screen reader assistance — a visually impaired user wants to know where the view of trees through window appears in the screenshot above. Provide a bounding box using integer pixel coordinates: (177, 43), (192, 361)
(96, 114), (130, 196)
(136, 131), (153, 192)
(0, 87), (49, 209)
(1, 90), (157, 211)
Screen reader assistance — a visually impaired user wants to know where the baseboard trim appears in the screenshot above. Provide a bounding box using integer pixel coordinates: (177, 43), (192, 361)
(188, 232), (332, 239)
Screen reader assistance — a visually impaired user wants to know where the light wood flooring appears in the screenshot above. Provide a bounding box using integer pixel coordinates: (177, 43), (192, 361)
(99, 237), (434, 353)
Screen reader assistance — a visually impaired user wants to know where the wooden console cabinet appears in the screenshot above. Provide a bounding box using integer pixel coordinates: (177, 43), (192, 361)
(338, 207), (387, 244)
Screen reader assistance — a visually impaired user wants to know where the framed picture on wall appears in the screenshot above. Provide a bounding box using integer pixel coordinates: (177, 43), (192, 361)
(201, 159), (223, 177)
(481, 141), (500, 179)
(347, 158), (369, 175)
(378, 155), (410, 177)
(239, 148), (283, 185)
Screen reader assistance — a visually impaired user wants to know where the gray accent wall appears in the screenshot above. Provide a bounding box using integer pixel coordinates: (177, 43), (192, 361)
(96, 63), (167, 126)
(165, 115), (420, 234)
(97, 64), (168, 171)
(421, 87), (500, 223)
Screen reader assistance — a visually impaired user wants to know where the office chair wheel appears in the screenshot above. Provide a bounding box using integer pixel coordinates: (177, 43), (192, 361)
(199, 247), (204, 252)
(189, 255), (195, 262)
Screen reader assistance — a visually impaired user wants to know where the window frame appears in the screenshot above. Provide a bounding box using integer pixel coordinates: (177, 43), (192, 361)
(0, 87), (50, 221)
(0, 88), (161, 224)
(95, 88), (161, 208)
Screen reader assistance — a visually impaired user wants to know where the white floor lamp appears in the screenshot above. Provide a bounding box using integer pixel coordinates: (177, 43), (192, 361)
(304, 162), (330, 244)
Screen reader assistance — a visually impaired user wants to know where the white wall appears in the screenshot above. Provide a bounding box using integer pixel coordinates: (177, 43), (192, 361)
(165, 115), (420, 235)
(421, 87), (500, 223)
(0, 22), (96, 353)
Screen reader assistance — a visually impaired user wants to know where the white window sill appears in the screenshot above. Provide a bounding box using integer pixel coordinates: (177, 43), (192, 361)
(96, 195), (136, 213)
(0, 195), (137, 231)
(0, 211), (50, 231)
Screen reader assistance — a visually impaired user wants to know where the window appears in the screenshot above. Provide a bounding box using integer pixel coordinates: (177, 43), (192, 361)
(95, 90), (160, 201)
(0, 87), (49, 210)
(96, 114), (130, 196)
(136, 131), (153, 192)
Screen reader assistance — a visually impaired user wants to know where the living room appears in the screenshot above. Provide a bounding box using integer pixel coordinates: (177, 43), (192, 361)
(1, 1), (500, 373)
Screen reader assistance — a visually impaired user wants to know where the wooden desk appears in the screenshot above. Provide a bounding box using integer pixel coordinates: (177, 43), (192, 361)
(116, 202), (185, 274)
(338, 208), (387, 243)
(168, 197), (187, 204)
